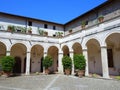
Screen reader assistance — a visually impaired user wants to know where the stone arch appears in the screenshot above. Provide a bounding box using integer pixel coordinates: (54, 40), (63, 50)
(105, 33), (120, 76)
(82, 37), (102, 49)
(86, 39), (102, 75)
(0, 41), (6, 58)
(30, 44), (44, 73)
(62, 45), (70, 56)
(11, 43), (27, 73)
(72, 42), (82, 54)
(48, 46), (59, 73)
(103, 31), (120, 46)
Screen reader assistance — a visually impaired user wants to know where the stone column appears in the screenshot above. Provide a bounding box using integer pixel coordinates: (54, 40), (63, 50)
(101, 46), (109, 78)
(6, 51), (10, 56)
(25, 52), (30, 75)
(43, 51), (47, 74)
(58, 50), (63, 74)
(70, 50), (74, 75)
(83, 49), (89, 76)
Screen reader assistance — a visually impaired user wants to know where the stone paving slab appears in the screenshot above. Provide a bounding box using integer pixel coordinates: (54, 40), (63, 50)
(0, 74), (120, 90)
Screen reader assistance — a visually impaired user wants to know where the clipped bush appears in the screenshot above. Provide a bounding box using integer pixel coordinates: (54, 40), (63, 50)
(43, 55), (53, 69)
(74, 54), (86, 70)
(62, 56), (72, 70)
(0, 56), (15, 72)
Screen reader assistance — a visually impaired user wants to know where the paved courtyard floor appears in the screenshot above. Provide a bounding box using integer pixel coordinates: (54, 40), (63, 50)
(0, 74), (120, 90)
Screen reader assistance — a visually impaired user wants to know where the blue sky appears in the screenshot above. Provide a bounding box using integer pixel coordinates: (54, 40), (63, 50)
(0, 0), (107, 24)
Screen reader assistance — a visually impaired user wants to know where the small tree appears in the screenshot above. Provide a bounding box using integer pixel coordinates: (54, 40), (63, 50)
(73, 54), (86, 77)
(1, 56), (15, 72)
(62, 56), (72, 75)
(43, 55), (53, 69)
(74, 54), (86, 70)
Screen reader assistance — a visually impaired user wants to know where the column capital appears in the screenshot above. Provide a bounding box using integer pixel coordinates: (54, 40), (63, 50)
(69, 51), (74, 53)
(101, 46), (107, 48)
(44, 52), (47, 54)
(27, 51), (30, 53)
(82, 48), (87, 51)
(6, 51), (10, 53)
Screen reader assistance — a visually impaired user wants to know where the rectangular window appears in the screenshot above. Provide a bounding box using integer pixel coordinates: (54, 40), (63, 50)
(107, 49), (114, 67)
(53, 26), (56, 30)
(44, 24), (48, 28)
(28, 21), (32, 26)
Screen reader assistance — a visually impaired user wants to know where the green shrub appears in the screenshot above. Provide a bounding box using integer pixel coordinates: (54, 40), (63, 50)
(43, 55), (53, 69)
(0, 56), (15, 72)
(62, 56), (72, 70)
(74, 54), (86, 70)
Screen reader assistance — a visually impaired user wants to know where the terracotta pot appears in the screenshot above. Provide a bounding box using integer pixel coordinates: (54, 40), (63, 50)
(69, 30), (72, 34)
(98, 17), (104, 23)
(65, 69), (71, 75)
(78, 70), (85, 78)
(4, 71), (11, 77)
(45, 69), (49, 74)
(28, 30), (32, 34)
(81, 25), (85, 29)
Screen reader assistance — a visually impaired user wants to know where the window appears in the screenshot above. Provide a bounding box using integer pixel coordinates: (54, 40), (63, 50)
(107, 49), (114, 67)
(53, 26), (56, 30)
(44, 24), (48, 28)
(28, 21), (32, 26)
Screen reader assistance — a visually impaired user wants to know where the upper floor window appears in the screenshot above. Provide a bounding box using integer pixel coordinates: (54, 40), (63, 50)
(53, 26), (56, 30)
(44, 24), (48, 28)
(28, 21), (32, 26)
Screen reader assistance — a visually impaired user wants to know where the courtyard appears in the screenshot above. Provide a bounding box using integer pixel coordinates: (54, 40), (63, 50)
(0, 74), (120, 90)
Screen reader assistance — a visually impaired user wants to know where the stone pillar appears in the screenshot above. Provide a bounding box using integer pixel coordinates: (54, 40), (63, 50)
(25, 52), (30, 75)
(101, 46), (109, 78)
(6, 51), (10, 56)
(70, 50), (74, 75)
(83, 49), (89, 76)
(58, 50), (63, 74)
(43, 51), (47, 74)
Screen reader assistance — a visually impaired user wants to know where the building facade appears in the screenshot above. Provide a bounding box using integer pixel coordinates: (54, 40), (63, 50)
(0, 0), (120, 78)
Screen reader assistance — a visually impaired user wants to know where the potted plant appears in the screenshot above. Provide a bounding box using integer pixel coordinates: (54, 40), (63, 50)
(7, 25), (15, 32)
(62, 56), (72, 75)
(73, 54), (86, 77)
(38, 28), (44, 35)
(98, 15), (104, 23)
(21, 27), (27, 33)
(81, 21), (86, 29)
(69, 29), (72, 34)
(55, 32), (63, 37)
(44, 31), (48, 36)
(43, 55), (53, 74)
(27, 27), (32, 34)
(0, 56), (15, 77)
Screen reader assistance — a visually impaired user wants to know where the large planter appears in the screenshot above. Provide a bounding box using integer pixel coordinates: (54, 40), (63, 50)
(43, 55), (53, 74)
(98, 16), (104, 23)
(81, 25), (85, 29)
(3, 71), (11, 77)
(45, 69), (50, 74)
(78, 70), (85, 78)
(62, 56), (72, 75)
(65, 69), (71, 75)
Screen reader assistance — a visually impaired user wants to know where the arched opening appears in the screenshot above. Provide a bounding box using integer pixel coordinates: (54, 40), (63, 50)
(62, 45), (69, 56)
(72, 42), (82, 54)
(13, 56), (21, 74)
(48, 46), (58, 73)
(0, 42), (6, 58)
(11, 43), (27, 74)
(106, 33), (120, 76)
(31, 45), (44, 73)
(86, 39), (102, 76)
(0, 42), (6, 71)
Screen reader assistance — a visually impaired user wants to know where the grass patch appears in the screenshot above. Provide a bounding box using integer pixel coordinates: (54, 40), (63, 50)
(115, 76), (120, 80)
